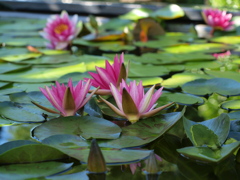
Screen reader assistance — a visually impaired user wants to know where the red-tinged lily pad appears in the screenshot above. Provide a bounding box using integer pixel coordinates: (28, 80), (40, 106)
(32, 116), (122, 140)
(0, 140), (68, 164)
(0, 161), (73, 180)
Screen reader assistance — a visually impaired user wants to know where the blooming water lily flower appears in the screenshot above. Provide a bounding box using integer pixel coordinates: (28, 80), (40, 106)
(213, 50), (231, 59)
(40, 10), (81, 50)
(32, 79), (98, 116)
(100, 80), (174, 124)
(202, 9), (234, 31)
(85, 53), (128, 95)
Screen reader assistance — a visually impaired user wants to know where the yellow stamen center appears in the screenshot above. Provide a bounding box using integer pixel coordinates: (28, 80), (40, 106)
(54, 24), (68, 34)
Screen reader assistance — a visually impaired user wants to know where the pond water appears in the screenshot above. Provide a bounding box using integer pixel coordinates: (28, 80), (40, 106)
(0, 5), (240, 180)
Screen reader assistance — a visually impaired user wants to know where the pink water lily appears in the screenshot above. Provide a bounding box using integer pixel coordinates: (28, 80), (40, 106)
(32, 79), (98, 116)
(40, 10), (81, 50)
(85, 53), (128, 95)
(213, 50), (231, 59)
(100, 80), (174, 124)
(202, 9), (234, 31)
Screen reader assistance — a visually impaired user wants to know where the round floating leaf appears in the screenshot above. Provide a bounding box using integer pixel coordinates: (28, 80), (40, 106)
(0, 162), (73, 180)
(161, 92), (204, 105)
(13, 82), (54, 92)
(150, 4), (185, 20)
(17, 54), (79, 65)
(129, 62), (170, 77)
(0, 64), (87, 83)
(182, 78), (240, 96)
(134, 40), (185, 49)
(0, 141), (68, 164)
(129, 77), (163, 86)
(120, 8), (152, 20)
(163, 43), (232, 54)
(184, 61), (223, 70)
(205, 70), (240, 82)
(2, 37), (45, 47)
(99, 108), (185, 148)
(0, 63), (30, 74)
(100, 18), (132, 31)
(99, 44), (136, 52)
(42, 135), (152, 165)
(33, 116), (122, 140)
(162, 72), (211, 89)
(0, 88), (24, 96)
(228, 111), (240, 120)
(221, 100), (240, 111)
(0, 82), (9, 88)
(0, 53), (42, 62)
(211, 36), (240, 44)
(177, 142), (240, 163)
(0, 101), (46, 122)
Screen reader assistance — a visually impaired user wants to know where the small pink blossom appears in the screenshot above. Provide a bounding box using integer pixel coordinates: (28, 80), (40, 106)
(100, 80), (174, 124)
(33, 79), (97, 116)
(202, 9), (234, 31)
(40, 10), (81, 50)
(213, 50), (231, 59)
(85, 53), (128, 95)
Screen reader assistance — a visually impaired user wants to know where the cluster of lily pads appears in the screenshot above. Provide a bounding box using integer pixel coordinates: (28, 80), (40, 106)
(1, 3), (240, 180)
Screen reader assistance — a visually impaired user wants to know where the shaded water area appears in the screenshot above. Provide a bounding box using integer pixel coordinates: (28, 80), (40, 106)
(0, 2), (240, 180)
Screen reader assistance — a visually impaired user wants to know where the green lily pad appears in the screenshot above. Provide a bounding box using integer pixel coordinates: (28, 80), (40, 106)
(228, 111), (240, 120)
(0, 82), (9, 88)
(161, 92), (204, 105)
(100, 18), (132, 31)
(129, 62), (170, 77)
(205, 70), (240, 82)
(0, 141), (68, 164)
(129, 77), (163, 86)
(0, 88), (24, 96)
(133, 40), (185, 49)
(211, 36), (240, 44)
(150, 4), (185, 20)
(183, 113), (230, 146)
(0, 53), (42, 62)
(99, 108), (185, 148)
(221, 100), (240, 111)
(2, 37), (45, 47)
(0, 101), (47, 122)
(162, 72), (211, 89)
(0, 63), (30, 73)
(0, 64), (87, 83)
(33, 116), (122, 140)
(0, 161), (73, 180)
(0, 21), (44, 31)
(13, 82), (54, 92)
(163, 43), (232, 54)
(184, 61), (223, 70)
(191, 124), (221, 149)
(177, 142), (240, 163)
(182, 78), (240, 96)
(99, 44), (136, 52)
(119, 8), (152, 20)
(16, 54), (79, 65)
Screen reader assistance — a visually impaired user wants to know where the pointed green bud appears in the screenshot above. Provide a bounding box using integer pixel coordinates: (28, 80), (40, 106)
(145, 151), (159, 174)
(87, 139), (107, 173)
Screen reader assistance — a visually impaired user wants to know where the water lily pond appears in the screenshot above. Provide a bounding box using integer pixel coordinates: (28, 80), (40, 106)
(1, 4), (240, 180)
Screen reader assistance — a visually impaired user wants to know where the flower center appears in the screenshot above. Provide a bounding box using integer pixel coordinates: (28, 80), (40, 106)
(54, 24), (68, 34)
